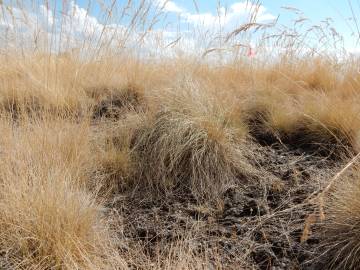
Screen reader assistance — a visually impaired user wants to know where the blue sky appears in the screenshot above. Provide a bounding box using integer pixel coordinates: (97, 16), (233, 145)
(163, 1), (357, 39)
(73, 0), (359, 50)
(1, 0), (359, 54)
(161, 0), (356, 31)
(73, 0), (356, 31)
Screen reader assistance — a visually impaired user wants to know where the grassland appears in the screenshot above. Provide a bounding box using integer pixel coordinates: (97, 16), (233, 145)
(1, 1), (360, 269)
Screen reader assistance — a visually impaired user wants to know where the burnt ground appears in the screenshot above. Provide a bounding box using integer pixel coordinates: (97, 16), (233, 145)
(108, 140), (343, 269)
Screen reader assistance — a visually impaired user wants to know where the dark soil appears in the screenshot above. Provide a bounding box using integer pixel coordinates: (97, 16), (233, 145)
(91, 86), (142, 120)
(109, 140), (341, 269)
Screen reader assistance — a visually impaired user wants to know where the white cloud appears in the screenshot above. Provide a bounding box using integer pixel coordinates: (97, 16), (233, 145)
(184, 12), (220, 27)
(154, 0), (184, 13)
(230, 2), (276, 22)
(60, 1), (104, 40)
(347, 47), (360, 55)
(0, 1), (123, 51)
(0, 0), (276, 58)
(39, 5), (54, 27)
(152, 0), (276, 29)
(182, 1), (276, 29)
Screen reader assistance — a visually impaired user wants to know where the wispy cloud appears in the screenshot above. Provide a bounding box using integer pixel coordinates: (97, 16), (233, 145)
(0, 1), (127, 51)
(183, 2), (276, 28)
(0, 0), (276, 57)
(154, 1), (276, 29)
(154, 0), (184, 13)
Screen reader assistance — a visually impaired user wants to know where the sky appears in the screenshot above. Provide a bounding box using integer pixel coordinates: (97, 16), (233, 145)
(152, 0), (356, 33)
(1, 0), (359, 55)
(148, 0), (359, 49)
(78, 0), (360, 51)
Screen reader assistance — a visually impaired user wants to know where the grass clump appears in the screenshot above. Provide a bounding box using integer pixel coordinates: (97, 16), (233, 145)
(0, 173), (124, 269)
(0, 54), (89, 117)
(91, 114), (144, 194)
(0, 119), (126, 269)
(244, 87), (360, 156)
(132, 81), (248, 202)
(318, 168), (360, 270)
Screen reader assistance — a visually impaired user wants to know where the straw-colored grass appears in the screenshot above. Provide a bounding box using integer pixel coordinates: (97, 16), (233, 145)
(0, 118), (126, 269)
(319, 168), (360, 270)
(1, 0), (360, 269)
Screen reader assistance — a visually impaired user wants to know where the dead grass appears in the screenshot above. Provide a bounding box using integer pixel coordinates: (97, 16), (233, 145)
(1, 0), (360, 268)
(317, 167), (360, 269)
(0, 118), (126, 269)
(131, 80), (249, 202)
(1, 50), (360, 268)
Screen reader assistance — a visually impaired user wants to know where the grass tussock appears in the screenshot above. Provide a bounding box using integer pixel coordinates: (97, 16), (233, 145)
(0, 119), (126, 269)
(0, 54), (88, 117)
(132, 81), (248, 202)
(318, 168), (360, 269)
(244, 85), (360, 156)
(91, 113), (144, 194)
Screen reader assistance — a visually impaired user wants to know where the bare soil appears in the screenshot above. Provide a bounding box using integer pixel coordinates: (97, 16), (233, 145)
(109, 138), (342, 269)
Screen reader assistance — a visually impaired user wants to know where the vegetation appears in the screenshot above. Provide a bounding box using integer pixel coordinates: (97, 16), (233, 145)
(1, 0), (360, 269)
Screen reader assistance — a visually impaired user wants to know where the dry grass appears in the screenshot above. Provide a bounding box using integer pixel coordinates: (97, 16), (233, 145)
(0, 50), (360, 269)
(0, 118), (126, 269)
(132, 80), (249, 202)
(317, 167), (360, 269)
(1, 0), (360, 269)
